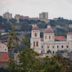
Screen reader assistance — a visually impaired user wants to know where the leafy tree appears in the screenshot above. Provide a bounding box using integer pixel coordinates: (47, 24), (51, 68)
(18, 48), (39, 72)
(39, 56), (64, 72)
(7, 25), (19, 58)
(22, 35), (30, 48)
(16, 48), (65, 72)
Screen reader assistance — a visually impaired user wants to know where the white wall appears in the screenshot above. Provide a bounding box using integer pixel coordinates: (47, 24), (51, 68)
(0, 43), (8, 52)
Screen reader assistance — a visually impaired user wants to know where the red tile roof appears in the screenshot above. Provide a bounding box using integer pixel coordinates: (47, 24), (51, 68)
(0, 52), (9, 62)
(55, 36), (65, 41)
(45, 26), (54, 33)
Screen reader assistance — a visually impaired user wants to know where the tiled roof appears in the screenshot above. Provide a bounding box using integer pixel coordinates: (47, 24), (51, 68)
(0, 52), (9, 62)
(55, 36), (65, 41)
(45, 25), (54, 33)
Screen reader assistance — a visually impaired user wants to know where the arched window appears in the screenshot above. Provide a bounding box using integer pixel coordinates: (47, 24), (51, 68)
(49, 36), (51, 39)
(33, 42), (35, 47)
(35, 33), (37, 37)
(57, 45), (59, 48)
(62, 45), (63, 48)
(36, 41), (38, 47)
(66, 45), (69, 48)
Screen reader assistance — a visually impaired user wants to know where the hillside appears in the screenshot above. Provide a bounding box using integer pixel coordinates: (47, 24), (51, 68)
(0, 16), (72, 36)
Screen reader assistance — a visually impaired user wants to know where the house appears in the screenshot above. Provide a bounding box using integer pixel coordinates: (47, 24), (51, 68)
(0, 42), (9, 68)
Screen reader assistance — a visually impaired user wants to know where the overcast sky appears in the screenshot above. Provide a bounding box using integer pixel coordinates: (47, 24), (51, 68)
(0, 0), (72, 19)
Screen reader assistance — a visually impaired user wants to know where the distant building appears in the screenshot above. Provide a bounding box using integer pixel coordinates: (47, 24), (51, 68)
(14, 14), (21, 23)
(14, 14), (29, 23)
(39, 12), (48, 23)
(30, 24), (72, 57)
(3, 12), (12, 20)
(30, 17), (39, 21)
(69, 24), (72, 28)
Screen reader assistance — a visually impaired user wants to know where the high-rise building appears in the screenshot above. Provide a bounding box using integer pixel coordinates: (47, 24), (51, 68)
(39, 12), (48, 23)
(3, 12), (12, 20)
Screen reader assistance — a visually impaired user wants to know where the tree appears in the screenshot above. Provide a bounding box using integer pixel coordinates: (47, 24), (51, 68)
(22, 35), (30, 48)
(7, 25), (19, 58)
(18, 48), (39, 72)
(43, 56), (64, 72)
(16, 48), (65, 72)
(7, 25), (19, 72)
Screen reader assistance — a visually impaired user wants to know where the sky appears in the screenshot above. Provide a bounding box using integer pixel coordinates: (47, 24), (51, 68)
(0, 0), (72, 19)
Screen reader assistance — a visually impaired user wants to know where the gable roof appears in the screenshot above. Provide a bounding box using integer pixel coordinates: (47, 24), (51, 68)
(0, 52), (9, 63)
(55, 36), (65, 41)
(45, 25), (54, 33)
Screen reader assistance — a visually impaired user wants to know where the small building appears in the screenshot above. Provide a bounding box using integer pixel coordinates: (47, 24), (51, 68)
(39, 12), (48, 23)
(14, 14), (29, 23)
(3, 12), (12, 20)
(0, 42), (9, 68)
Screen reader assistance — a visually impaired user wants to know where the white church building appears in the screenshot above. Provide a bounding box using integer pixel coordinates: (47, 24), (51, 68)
(30, 24), (72, 57)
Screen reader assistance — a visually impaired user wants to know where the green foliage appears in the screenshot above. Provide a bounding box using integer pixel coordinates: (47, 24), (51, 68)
(12, 49), (65, 72)
(7, 25), (18, 49)
(8, 48), (72, 72)
(18, 48), (40, 72)
(42, 57), (64, 72)
(7, 25), (19, 59)
(22, 35), (30, 48)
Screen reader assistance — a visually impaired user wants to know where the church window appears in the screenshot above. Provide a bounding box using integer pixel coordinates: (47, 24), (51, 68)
(35, 33), (37, 37)
(57, 45), (59, 48)
(49, 36), (51, 39)
(33, 42), (35, 47)
(36, 41), (38, 47)
(62, 45), (63, 48)
(66, 45), (69, 48)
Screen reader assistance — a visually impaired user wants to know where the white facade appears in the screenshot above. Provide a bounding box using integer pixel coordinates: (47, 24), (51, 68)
(0, 42), (8, 52)
(30, 25), (72, 57)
